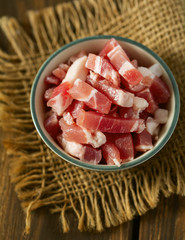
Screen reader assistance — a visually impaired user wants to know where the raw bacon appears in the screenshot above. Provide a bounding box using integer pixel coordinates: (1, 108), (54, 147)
(57, 134), (102, 164)
(44, 112), (61, 140)
(43, 38), (171, 166)
(114, 133), (134, 161)
(154, 108), (168, 124)
(65, 100), (86, 119)
(119, 107), (140, 119)
(149, 77), (170, 104)
(88, 78), (134, 107)
(47, 82), (73, 116)
(77, 110), (145, 133)
(136, 88), (158, 114)
(85, 53), (120, 87)
(47, 56), (89, 116)
(134, 129), (153, 152)
(99, 38), (119, 57)
(63, 55), (88, 84)
(44, 75), (61, 86)
(52, 67), (66, 80)
(44, 87), (54, 101)
(59, 118), (106, 148)
(149, 63), (163, 77)
(146, 117), (159, 135)
(68, 78), (112, 114)
(107, 44), (143, 85)
(102, 142), (121, 166)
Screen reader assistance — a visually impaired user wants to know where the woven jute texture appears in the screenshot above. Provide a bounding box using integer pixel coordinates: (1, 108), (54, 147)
(0, 0), (185, 233)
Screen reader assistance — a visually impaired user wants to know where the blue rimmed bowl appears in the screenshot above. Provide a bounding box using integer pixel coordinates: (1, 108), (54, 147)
(30, 35), (180, 171)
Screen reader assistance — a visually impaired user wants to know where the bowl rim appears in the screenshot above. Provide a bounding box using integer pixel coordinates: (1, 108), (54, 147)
(30, 35), (180, 171)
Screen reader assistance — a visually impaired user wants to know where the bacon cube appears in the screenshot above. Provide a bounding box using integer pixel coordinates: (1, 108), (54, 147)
(134, 129), (153, 152)
(68, 79), (112, 114)
(85, 53), (120, 87)
(77, 110), (145, 133)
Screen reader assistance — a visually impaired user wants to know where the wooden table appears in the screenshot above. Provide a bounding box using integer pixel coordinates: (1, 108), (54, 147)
(0, 1), (185, 239)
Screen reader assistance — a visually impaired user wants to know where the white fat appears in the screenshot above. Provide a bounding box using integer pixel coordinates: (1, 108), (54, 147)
(63, 112), (74, 125)
(111, 70), (119, 86)
(130, 121), (139, 132)
(94, 56), (102, 74)
(146, 117), (159, 135)
(112, 158), (121, 167)
(82, 128), (106, 148)
(90, 71), (99, 82)
(47, 94), (72, 116)
(119, 61), (134, 76)
(61, 137), (84, 159)
(117, 90), (134, 107)
(138, 66), (155, 79)
(133, 96), (149, 111)
(63, 56), (88, 84)
(107, 45), (120, 58)
(74, 79), (98, 102)
(149, 63), (163, 77)
(154, 109), (168, 124)
(136, 145), (153, 151)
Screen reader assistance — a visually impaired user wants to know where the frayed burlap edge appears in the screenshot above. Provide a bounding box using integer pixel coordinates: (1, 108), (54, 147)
(0, 0), (185, 234)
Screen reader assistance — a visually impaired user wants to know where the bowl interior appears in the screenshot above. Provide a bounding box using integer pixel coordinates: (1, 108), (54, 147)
(31, 36), (180, 171)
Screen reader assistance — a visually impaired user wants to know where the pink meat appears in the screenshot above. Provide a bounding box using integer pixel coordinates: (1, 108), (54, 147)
(44, 75), (61, 86)
(131, 59), (138, 68)
(107, 45), (143, 85)
(52, 67), (66, 80)
(136, 88), (158, 114)
(102, 142), (121, 166)
(77, 110), (145, 133)
(68, 79), (112, 114)
(119, 107), (140, 119)
(44, 112), (61, 140)
(88, 78), (134, 107)
(65, 100), (86, 119)
(99, 38), (119, 57)
(47, 82), (73, 116)
(149, 77), (170, 104)
(59, 118), (106, 148)
(57, 134), (102, 164)
(85, 53), (120, 87)
(44, 87), (54, 101)
(47, 56), (89, 116)
(114, 133), (134, 161)
(134, 129), (153, 152)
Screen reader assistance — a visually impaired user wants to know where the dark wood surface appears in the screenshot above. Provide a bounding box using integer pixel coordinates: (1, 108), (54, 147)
(0, 1), (185, 239)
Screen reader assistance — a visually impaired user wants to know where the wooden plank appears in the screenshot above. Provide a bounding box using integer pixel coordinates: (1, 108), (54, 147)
(0, 132), (134, 240)
(139, 195), (185, 240)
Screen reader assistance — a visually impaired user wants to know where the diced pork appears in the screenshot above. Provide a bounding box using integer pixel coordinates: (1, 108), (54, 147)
(154, 108), (168, 124)
(59, 118), (106, 148)
(77, 110), (145, 133)
(85, 53), (120, 87)
(134, 129), (153, 152)
(102, 142), (121, 166)
(88, 78), (134, 107)
(57, 134), (102, 164)
(107, 45), (143, 85)
(146, 117), (159, 135)
(68, 79), (112, 114)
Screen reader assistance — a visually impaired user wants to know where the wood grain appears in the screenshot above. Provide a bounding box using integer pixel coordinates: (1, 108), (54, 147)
(139, 195), (185, 240)
(0, 126), (134, 240)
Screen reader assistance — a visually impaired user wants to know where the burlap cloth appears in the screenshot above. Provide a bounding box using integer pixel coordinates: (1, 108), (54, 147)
(0, 0), (185, 233)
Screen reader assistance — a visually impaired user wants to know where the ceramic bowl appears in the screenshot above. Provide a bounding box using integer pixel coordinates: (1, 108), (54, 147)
(30, 35), (180, 171)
